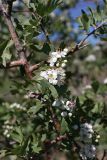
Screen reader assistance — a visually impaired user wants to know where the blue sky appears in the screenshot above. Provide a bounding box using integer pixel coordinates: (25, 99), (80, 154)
(69, 0), (96, 19)
(37, 0), (103, 44)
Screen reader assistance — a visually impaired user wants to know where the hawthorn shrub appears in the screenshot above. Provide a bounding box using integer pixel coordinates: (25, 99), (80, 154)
(0, 0), (107, 160)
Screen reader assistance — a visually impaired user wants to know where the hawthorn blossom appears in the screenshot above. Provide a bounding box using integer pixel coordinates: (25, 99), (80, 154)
(85, 54), (96, 62)
(3, 123), (13, 138)
(52, 99), (62, 107)
(61, 111), (67, 117)
(64, 101), (76, 111)
(48, 48), (68, 67)
(10, 103), (26, 111)
(52, 98), (75, 117)
(80, 144), (96, 160)
(84, 85), (92, 90)
(40, 68), (66, 85)
(103, 78), (107, 84)
(80, 123), (94, 141)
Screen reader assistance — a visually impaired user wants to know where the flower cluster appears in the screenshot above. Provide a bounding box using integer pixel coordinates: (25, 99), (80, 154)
(2, 121), (13, 138)
(80, 123), (94, 141)
(80, 144), (96, 160)
(85, 54), (96, 62)
(40, 68), (66, 85)
(52, 98), (76, 117)
(40, 48), (68, 85)
(79, 123), (97, 159)
(48, 48), (68, 67)
(10, 103), (26, 111)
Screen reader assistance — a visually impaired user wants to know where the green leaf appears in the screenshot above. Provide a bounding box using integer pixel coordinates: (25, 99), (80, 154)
(39, 79), (50, 92)
(28, 100), (44, 114)
(34, 0), (62, 16)
(49, 85), (58, 99)
(1, 40), (13, 66)
(91, 80), (99, 93)
(92, 103), (103, 114)
(32, 143), (42, 153)
(32, 134), (42, 153)
(81, 9), (90, 31)
(61, 118), (69, 134)
(88, 7), (96, 25)
(42, 43), (51, 54)
(0, 40), (8, 53)
(11, 127), (24, 144)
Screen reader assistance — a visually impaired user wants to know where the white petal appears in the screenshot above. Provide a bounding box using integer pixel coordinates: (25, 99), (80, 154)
(63, 48), (68, 52)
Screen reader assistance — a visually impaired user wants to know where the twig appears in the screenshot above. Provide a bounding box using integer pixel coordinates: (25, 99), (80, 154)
(48, 105), (61, 135)
(101, 150), (107, 160)
(40, 21), (51, 44)
(67, 20), (107, 55)
(29, 62), (43, 73)
(78, 21), (107, 47)
(76, 21), (107, 49)
(45, 134), (68, 145)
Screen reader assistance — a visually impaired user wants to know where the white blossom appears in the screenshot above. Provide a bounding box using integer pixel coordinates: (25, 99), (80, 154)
(85, 54), (96, 62)
(61, 111), (67, 117)
(61, 63), (66, 68)
(96, 135), (100, 139)
(10, 103), (26, 111)
(95, 139), (98, 143)
(80, 123), (94, 141)
(48, 48), (68, 67)
(80, 144), (96, 160)
(63, 59), (67, 63)
(52, 99), (62, 107)
(40, 68), (66, 85)
(64, 101), (76, 111)
(3, 129), (8, 136)
(40, 71), (48, 80)
(60, 50), (67, 57)
(68, 112), (72, 117)
(10, 103), (21, 109)
(63, 48), (69, 53)
(84, 85), (92, 90)
(3, 123), (13, 138)
(103, 78), (107, 84)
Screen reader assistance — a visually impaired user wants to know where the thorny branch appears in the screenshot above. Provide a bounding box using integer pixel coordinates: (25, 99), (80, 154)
(1, 2), (32, 78)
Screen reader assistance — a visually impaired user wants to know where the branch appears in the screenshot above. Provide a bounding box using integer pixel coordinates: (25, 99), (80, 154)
(29, 61), (45, 72)
(101, 150), (107, 160)
(1, 3), (32, 79)
(78, 21), (107, 47)
(69, 20), (107, 54)
(0, 59), (26, 69)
